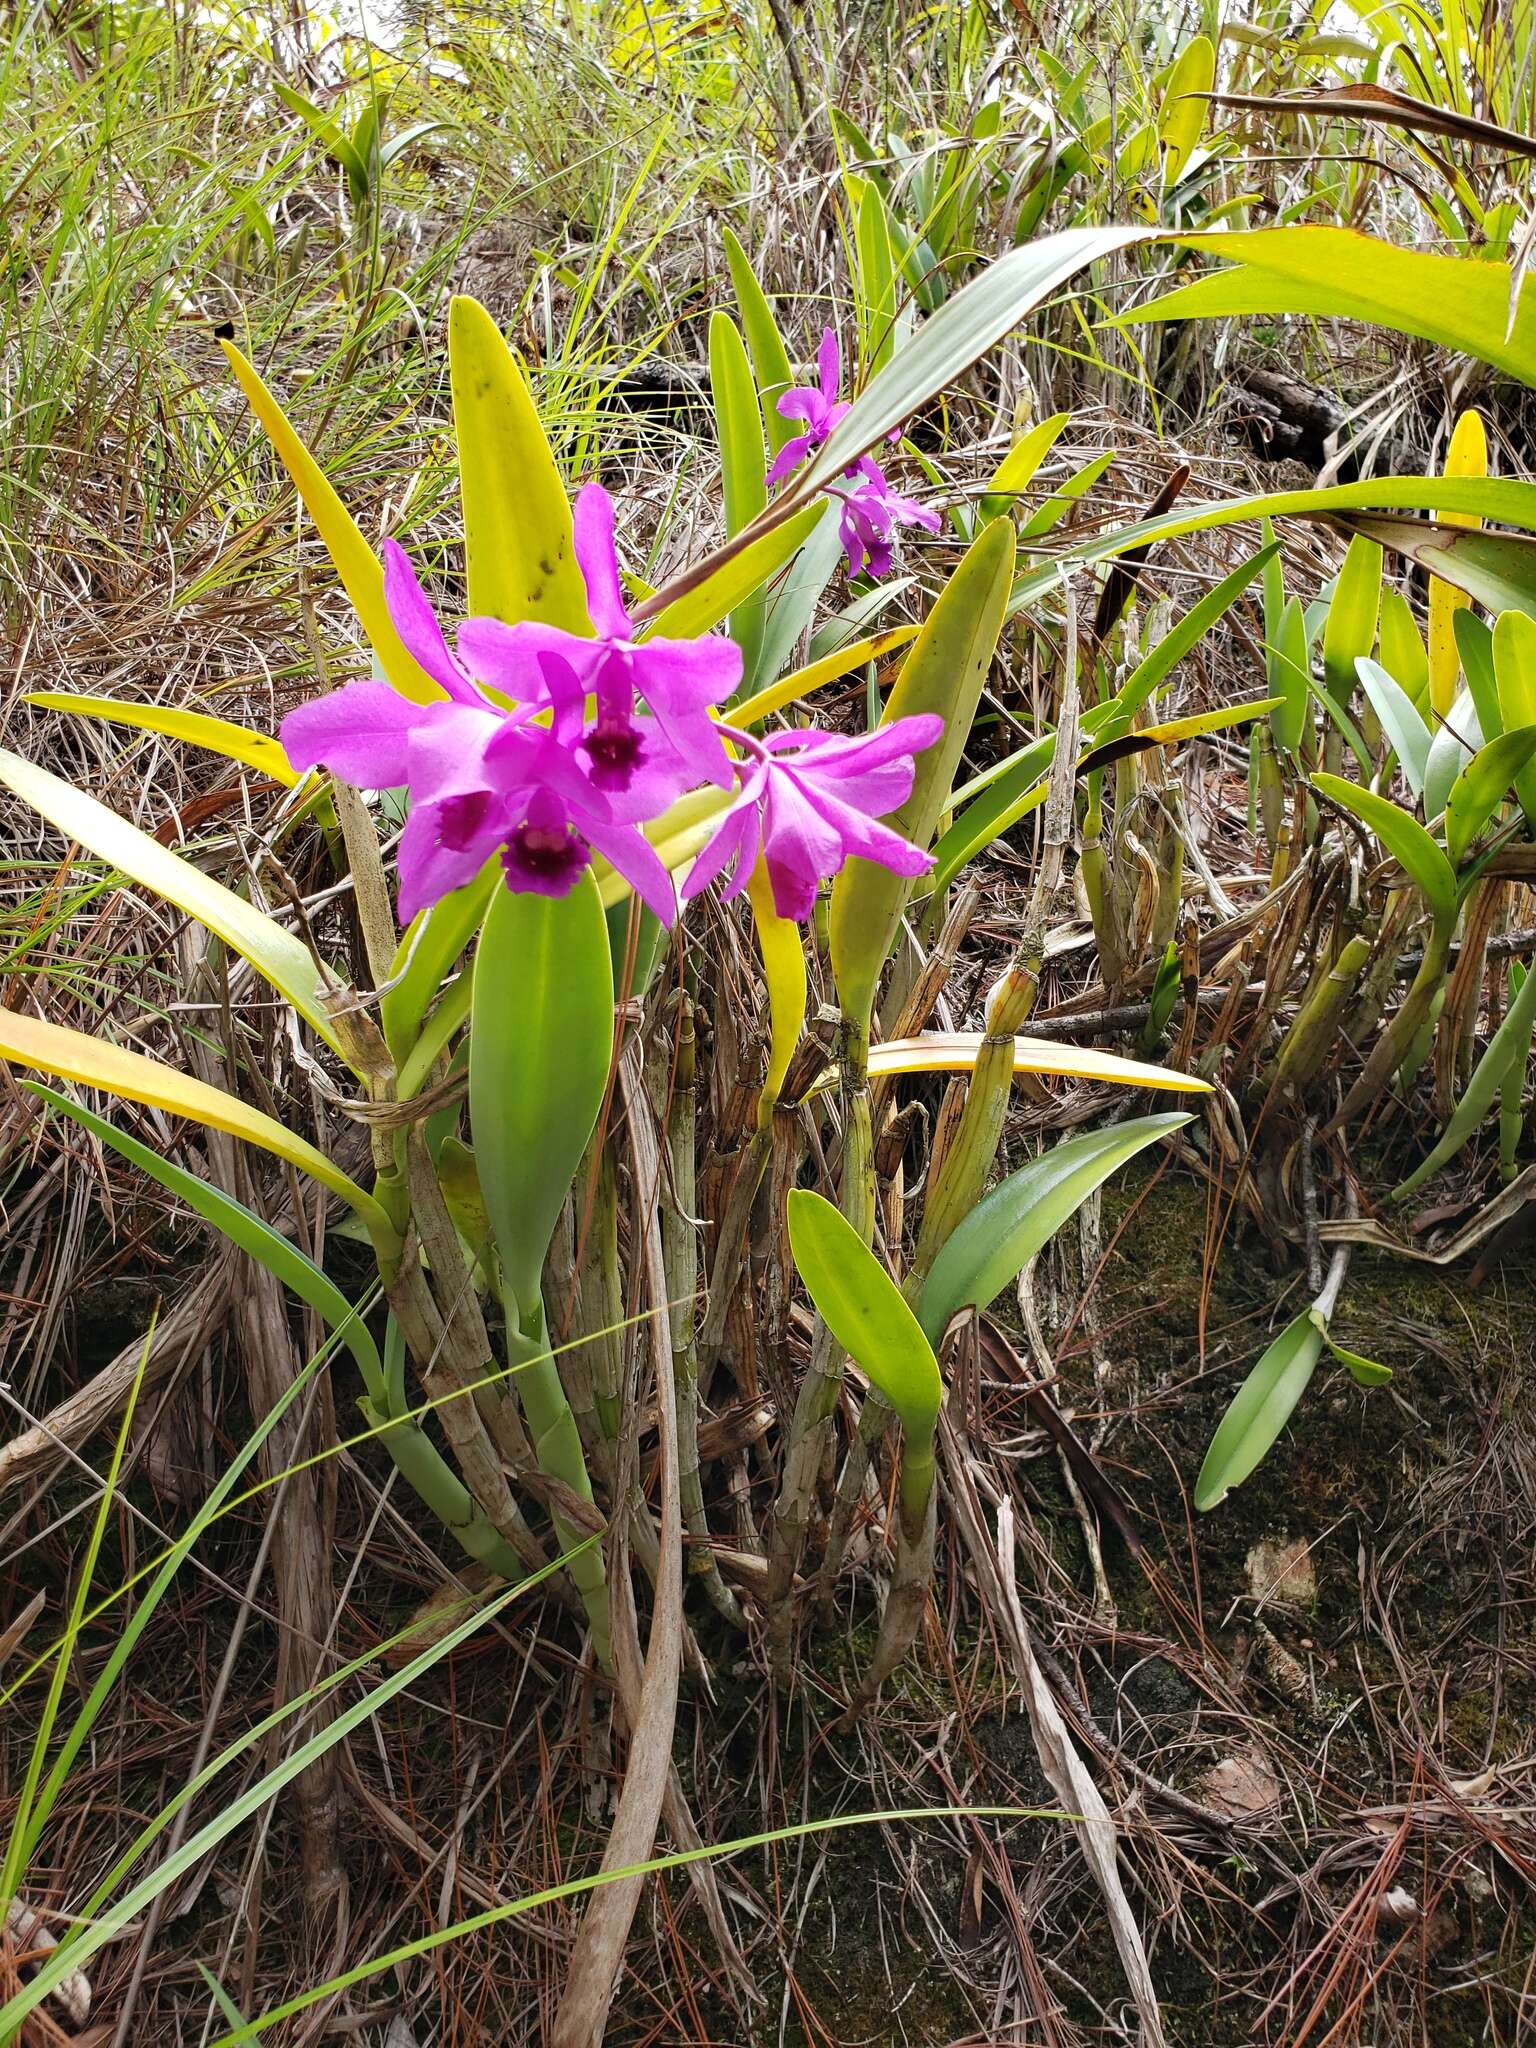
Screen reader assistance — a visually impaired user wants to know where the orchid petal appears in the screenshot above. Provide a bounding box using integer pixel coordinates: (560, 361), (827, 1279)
(280, 681), (423, 788)
(382, 542), (481, 705)
(573, 483), (633, 639)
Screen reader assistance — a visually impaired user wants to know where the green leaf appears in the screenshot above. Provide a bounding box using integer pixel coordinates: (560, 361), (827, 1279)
(1194, 1310), (1325, 1510)
(1322, 535), (1382, 703)
(1453, 610), (1503, 742)
(1337, 515), (1536, 622)
(783, 226), (1148, 513)
(1422, 685), (1484, 827)
(1115, 541), (1277, 730)
(1379, 585), (1429, 710)
(1159, 35), (1215, 187)
(1327, 1336), (1393, 1386)
(786, 1191), (942, 1439)
(24, 1083), (385, 1403)
(1443, 726), (1536, 865)
(723, 228), (797, 454)
(449, 297), (589, 632)
(979, 411), (1071, 522)
(829, 519), (1016, 1039)
(469, 872), (613, 1317)
(1133, 226), (1536, 387)
(1493, 608), (1536, 825)
(0, 747), (340, 1051)
(645, 500), (826, 645)
(1392, 932), (1536, 1198)
(220, 340), (441, 703)
(1311, 773), (1457, 925)
(1271, 595), (1311, 759)
(1355, 656), (1431, 797)
(708, 310), (768, 679)
(917, 1115), (1190, 1347)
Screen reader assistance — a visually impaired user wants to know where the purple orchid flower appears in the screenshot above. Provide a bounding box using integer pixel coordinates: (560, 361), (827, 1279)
(458, 485), (739, 795)
(764, 328), (851, 487)
(280, 487), (943, 931)
(281, 541), (687, 926)
(681, 714), (943, 921)
(834, 456), (942, 580)
(763, 327), (938, 579)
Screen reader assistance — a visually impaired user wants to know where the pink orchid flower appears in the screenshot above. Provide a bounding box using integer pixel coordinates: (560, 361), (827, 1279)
(681, 715), (943, 921)
(280, 486), (943, 929)
(762, 326), (939, 578)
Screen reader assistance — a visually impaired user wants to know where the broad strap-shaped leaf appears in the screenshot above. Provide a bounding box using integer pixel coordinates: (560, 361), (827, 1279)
(1311, 773), (1458, 926)
(0, 747), (341, 1050)
(1379, 585), (1429, 710)
(1270, 595), (1311, 760)
(1159, 35), (1215, 187)
(0, 1007), (391, 1241)
(1422, 685), (1484, 826)
(23, 694), (298, 785)
(1428, 411), (1488, 716)
(1443, 727), (1536, 865)
(917, 1114), (1190, 1347)
(980, 411), (1072, 523)
(709, 310), (769, 680)
(731, 624), (921, 728)
(468, 872), (614, 1317)
(1392, 937), (1536, 1199)
(746, 861), (807, 1123)
(1355, 657), (1431, 798)
(1453, 611), (1503, 744)
(27, 1082), (385, 1399)
(1494, 608), (1536, 826)
(723, 228), (797, 454)
(645, 501), (826, 644)
(864, 1033), (1212, 1092)
(829, 518), (1016, 1041)
(783, 227), (1149, 512)
(220, 340), (440, 703)
(786, 1190), (941, 1440)
(1133, 228), (1536, 387)
(1337, 515), (1536, 624)
(1322, 534), (1382, 704)
(449, 296), (589, 632)
(1194, 1310), (1327, 1510)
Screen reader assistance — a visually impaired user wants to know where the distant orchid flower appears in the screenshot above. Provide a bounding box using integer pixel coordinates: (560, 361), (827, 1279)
(280, 486), (943, 929)
(763, 326), (939, 578)
(834, 457), (941, 580)
(683, 715), (943, 921)
(764, 328), (851, 486)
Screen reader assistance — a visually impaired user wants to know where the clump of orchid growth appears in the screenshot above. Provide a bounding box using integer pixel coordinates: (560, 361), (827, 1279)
(0, 258), (1218, 2036)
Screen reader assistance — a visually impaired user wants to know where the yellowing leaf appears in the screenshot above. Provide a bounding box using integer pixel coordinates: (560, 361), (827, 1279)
(1429, 410), (1488, 716)
(1160, 36), (1215, 188)
(220, 339), (440, 704)
(863, 1033), (1212, 1092)
(448, 297), (589, 632)
(730, 625), (921, 728)
(0, 1006), (392, 1244)
(746, 860), (807, 1124)
(0, 747), (341, 1050)
(24, 694), (299, 786)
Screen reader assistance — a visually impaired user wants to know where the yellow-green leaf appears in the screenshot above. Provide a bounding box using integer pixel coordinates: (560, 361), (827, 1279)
(448, 296), (589, 632)
(746, 860), (807, 1125)
(220, 340), (440, 704)
(730, 625), (921, 728)
(829, 519), (1016, 1043)
(23, 694), (298, 786)
(1493, 608), (1536, 826)
(644, 500), (827, 643)
(0, 1007), (391, 1243)
(1159, 36), (1215, 188)
(0, 746), (341, 1050)
(864, 1032), (1211, 1092)
(1429, 410), (1487, 716)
